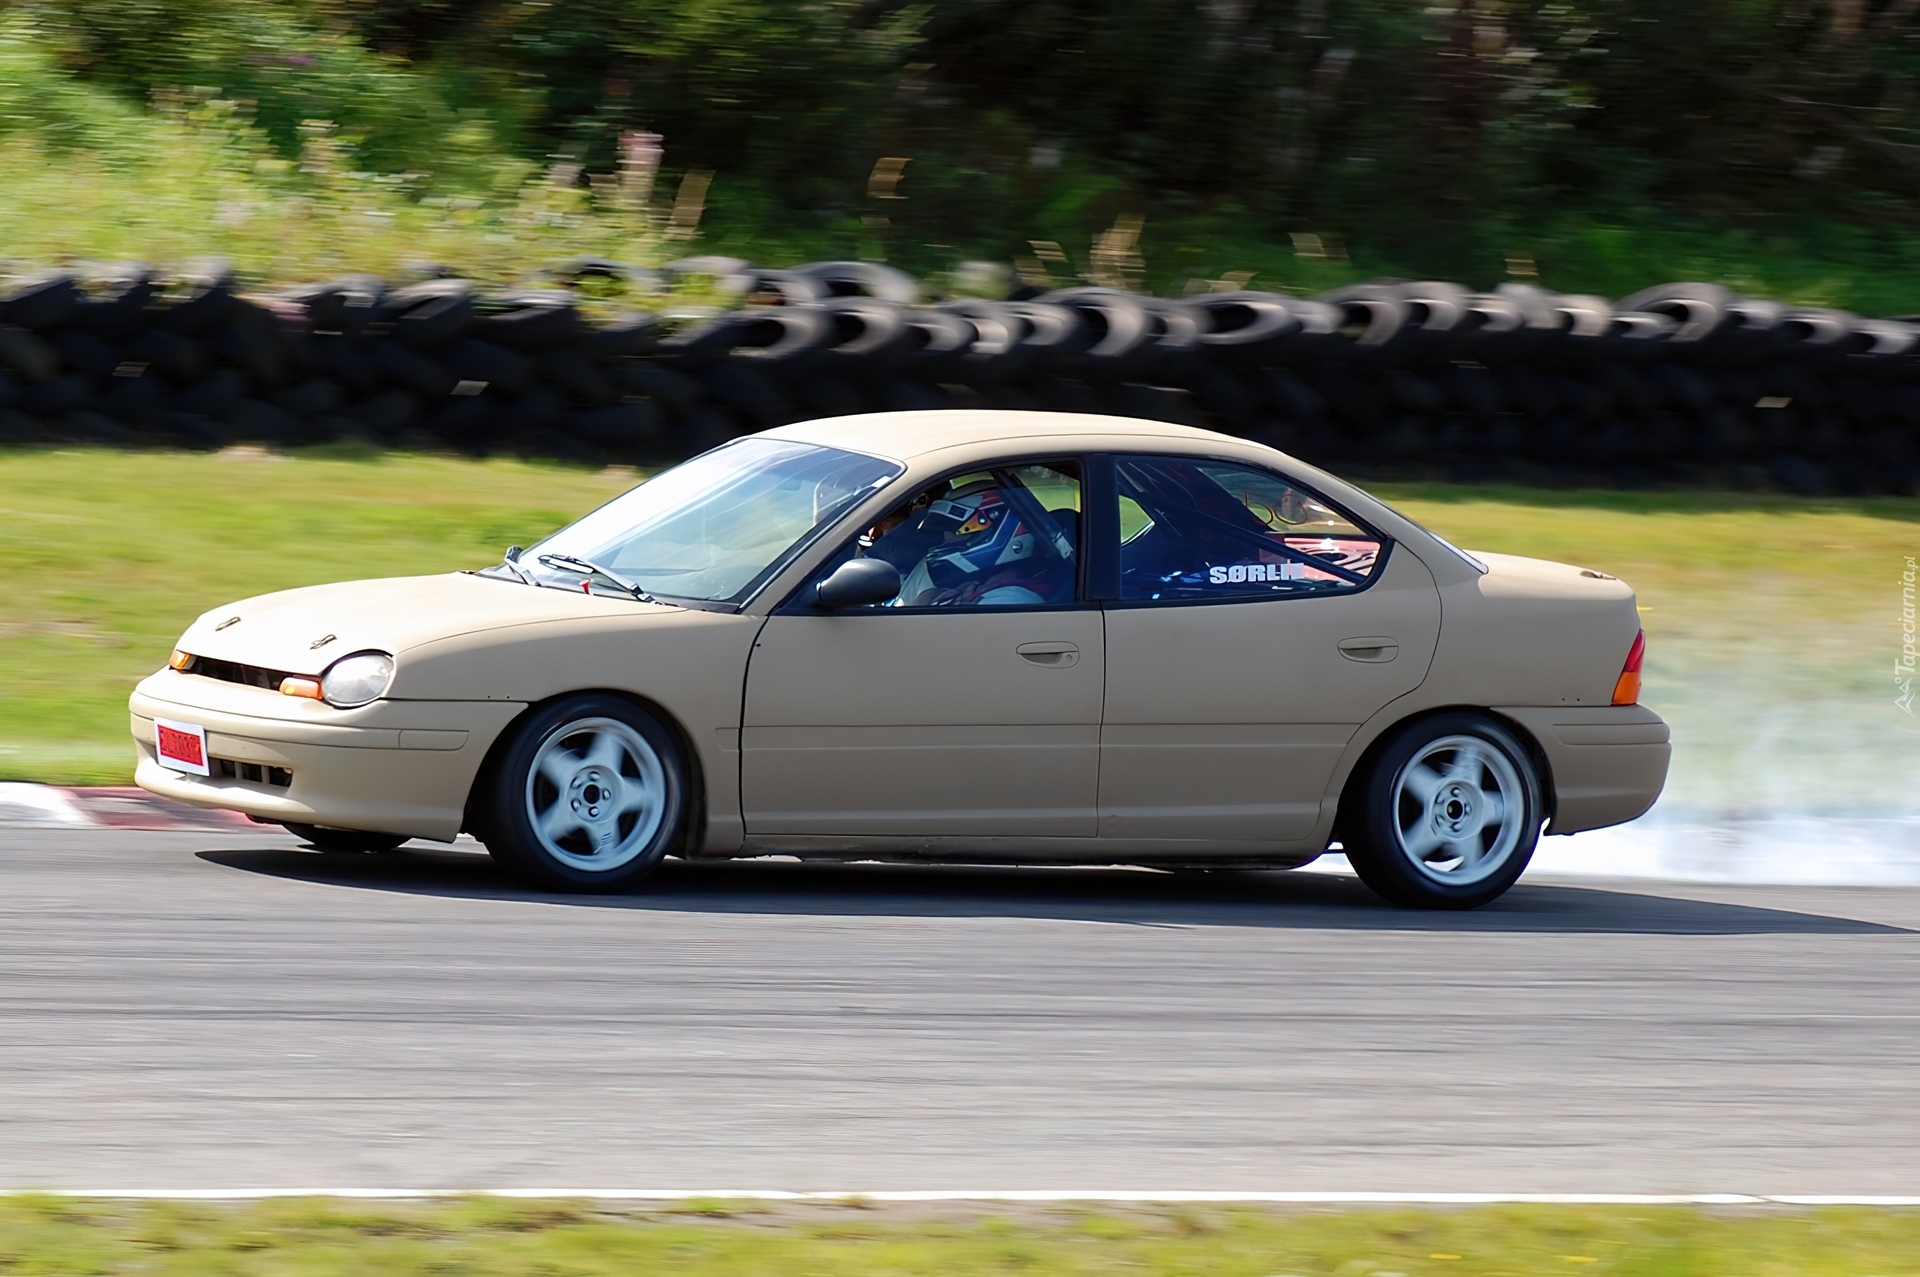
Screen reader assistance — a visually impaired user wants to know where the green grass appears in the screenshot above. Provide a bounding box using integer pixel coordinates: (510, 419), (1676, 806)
(2, 448), (1915, 816)
(0, 1197), (1917, 1277)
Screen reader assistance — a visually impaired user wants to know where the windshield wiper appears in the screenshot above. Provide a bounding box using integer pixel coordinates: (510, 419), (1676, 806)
(494, 545), (537, 586)
(537, 553), (659, 603)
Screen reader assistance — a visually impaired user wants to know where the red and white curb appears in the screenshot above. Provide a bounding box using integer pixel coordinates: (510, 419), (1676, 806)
(8, 1189), (1920, 1205)
(0, 783), (254, 832)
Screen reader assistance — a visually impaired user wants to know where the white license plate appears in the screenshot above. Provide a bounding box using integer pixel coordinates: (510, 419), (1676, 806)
(153, 717), (211, 776)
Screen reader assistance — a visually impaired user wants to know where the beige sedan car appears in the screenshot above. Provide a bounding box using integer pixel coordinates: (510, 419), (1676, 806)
(132, 410), (1667, 909)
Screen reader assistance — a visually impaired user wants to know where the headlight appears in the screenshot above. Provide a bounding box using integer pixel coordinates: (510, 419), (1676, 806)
(319, 652), (395, 708)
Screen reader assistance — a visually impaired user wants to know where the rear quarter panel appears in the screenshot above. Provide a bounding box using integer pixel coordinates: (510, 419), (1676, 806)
(1311, 549), (1658, 841)
(1428, 552), (1641, 708)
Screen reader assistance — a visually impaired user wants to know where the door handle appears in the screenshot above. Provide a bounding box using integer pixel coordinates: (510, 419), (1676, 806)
(1017, 641), (1080, 668)
(1338, 636), (1399, 663)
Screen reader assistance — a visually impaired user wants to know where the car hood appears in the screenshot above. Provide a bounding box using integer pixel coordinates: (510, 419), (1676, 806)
(176, 572), (682, 676)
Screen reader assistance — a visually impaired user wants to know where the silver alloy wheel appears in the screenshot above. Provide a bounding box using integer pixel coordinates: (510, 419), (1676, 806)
(523, 716), (668, 873)
(1389, 733), (1526, 886)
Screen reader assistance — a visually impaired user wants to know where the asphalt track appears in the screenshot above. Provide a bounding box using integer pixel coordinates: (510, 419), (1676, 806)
(3, 827), (1919, 1196)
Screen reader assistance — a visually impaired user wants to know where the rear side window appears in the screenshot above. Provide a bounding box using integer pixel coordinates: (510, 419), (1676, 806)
(1113, 455), (1384, 602)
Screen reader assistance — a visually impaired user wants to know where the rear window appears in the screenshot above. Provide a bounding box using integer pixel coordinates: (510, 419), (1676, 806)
(1114, 455), (1385, 602)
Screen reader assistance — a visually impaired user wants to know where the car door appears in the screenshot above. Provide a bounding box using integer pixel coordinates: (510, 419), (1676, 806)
(1096, 453), (1440, 846)
(741, 460), (1104, 839)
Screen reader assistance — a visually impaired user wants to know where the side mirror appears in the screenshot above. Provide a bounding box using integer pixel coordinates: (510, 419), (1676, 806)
(812, 558), (902, 609)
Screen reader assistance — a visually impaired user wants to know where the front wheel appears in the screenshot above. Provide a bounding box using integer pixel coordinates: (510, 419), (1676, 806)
(479, 694), (686, 892)
(1341, 713), (1543, 910)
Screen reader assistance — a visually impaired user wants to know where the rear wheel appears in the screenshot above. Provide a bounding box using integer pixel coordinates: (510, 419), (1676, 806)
(479, 694), (685, 892)
(284, 823), (409, 854)
(1342, 713), (1542, 909)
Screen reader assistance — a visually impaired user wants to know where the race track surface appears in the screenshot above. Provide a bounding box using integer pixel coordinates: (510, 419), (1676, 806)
(3, 829), (1918, 1195)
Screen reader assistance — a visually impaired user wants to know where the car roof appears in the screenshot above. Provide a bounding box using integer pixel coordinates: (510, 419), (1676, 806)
(761, 409), (1236, 461)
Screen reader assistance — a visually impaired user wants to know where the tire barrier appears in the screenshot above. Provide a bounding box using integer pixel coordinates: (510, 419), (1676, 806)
(2, 263), (1918, 494)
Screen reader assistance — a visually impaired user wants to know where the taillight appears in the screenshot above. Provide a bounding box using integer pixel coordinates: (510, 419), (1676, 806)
(1611, 630), (1645, 705)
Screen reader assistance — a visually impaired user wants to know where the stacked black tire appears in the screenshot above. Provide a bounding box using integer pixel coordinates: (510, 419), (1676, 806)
(3, 263), (1917, 495)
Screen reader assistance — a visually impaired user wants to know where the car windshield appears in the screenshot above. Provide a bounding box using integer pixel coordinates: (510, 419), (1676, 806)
(524, 438), (903, 604)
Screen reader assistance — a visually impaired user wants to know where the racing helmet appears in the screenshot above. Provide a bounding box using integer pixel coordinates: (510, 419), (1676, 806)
(922, 482), (1035, 588)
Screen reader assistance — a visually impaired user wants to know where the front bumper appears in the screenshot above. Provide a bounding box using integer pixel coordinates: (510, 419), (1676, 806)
(130, 670), (524, 841)
(1495, 704), (1671, 835)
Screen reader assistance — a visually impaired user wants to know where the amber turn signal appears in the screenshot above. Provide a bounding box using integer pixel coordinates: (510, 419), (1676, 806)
(168, 649), (192, 671)
(1611, 629), (1645, 706)
(279, 676), (324, 700)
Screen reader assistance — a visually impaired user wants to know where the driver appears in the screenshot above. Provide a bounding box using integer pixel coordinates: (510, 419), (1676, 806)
(884, 480), (1060, 606)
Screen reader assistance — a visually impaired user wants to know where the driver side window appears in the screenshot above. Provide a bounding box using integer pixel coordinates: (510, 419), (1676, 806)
(807, 462), (1083, 610)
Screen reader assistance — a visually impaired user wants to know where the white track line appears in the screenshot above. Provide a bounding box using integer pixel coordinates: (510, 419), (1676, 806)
(0, 783), (93, 830)
(10, 1189), (1920, 1205)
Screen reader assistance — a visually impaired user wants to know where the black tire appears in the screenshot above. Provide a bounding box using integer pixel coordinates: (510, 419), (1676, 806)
(0, 328), (58, 383)
(285, 823), (409, 854)
(475, 290), (581, 352)
(1131, 295), (1207, 380)
(1604, 310), (1679, 353)
(3, 270), (82, 332)
(479, 694), (687, 893)
(699, 362), (795, 426)
(444, 337), (533, 396)
(372, 341), (457, 398)
(375, 279), (476, 350)
(664, 307), (832, 363)
(543, 350), (619, 405)
(1341, 713), (1543, 910)
(581, 311), (661, 360)
(817, 297), (911, 363)
(1317, 283), (1409, 361)
(73, 265), (158, 340)
(160, 266), (244, 336)
(1614, 281), (1733, 347)
(279, 275), (385, 337)
(718, 268), (826, 307)
(789, 260), (921, 304)
(1000, 300), (1090, 380)
(937, 299), (1029, 381)
(1189, 291), (1304, 367)
(47, 333), (111, 386)
(895, 310), (976, 381)
(1037, 287), (1152, 379)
